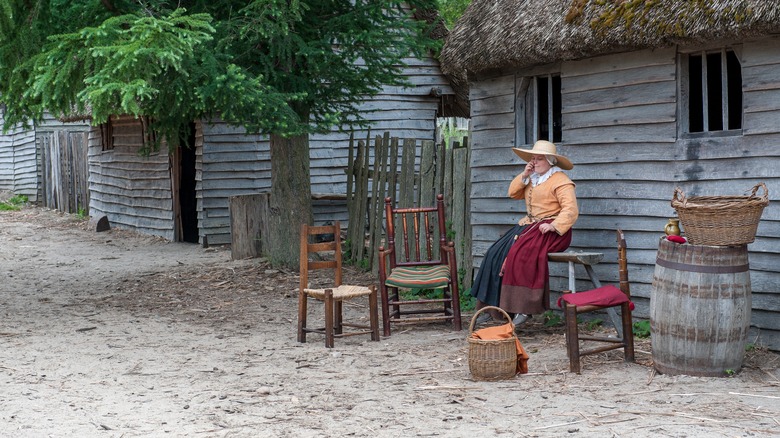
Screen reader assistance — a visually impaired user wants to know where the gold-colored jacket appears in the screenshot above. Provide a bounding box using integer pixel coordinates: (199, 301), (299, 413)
(508, 171), (579, 235)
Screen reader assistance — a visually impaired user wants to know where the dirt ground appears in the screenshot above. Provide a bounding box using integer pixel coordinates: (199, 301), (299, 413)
(0, 201), (779, 438)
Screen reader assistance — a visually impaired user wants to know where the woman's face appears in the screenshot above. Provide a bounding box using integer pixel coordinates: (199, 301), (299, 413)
(529, 155), (551, 175)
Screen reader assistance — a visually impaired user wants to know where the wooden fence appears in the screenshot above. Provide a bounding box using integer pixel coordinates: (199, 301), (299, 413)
(38, 130), (90, 214)
(345, 131), (473, 290)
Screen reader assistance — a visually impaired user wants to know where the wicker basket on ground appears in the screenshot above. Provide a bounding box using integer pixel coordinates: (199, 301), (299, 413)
(467, 306), (518, 381)
(671, 183), (768, 246)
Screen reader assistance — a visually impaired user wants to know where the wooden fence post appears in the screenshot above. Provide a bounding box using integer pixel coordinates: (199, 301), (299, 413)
(461, 137), (473, 290)
(419, 140), (436, 209)
(452, 144), (469, 286)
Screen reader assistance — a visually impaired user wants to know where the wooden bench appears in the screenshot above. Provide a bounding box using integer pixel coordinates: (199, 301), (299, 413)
(548, 251), (623, 336)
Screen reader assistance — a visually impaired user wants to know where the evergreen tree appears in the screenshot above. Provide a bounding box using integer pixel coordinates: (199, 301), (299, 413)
(0, 0), (438, 266)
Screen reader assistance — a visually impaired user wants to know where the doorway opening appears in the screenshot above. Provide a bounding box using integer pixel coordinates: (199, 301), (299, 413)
(179, 123), (199, 243)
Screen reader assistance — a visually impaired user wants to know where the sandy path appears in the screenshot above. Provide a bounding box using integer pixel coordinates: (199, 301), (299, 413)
(0, 206), (778, 437)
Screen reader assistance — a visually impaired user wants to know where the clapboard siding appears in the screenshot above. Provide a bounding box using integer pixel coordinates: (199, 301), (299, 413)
(198, 52), (452, 245)
(468, 40), (780, 350)
(198, 121), (268, 245)
(4, 125), (37, 199)
(88, 116), (175, 240)
(0, 112), (90, 203)
(468, 73), (520, 276)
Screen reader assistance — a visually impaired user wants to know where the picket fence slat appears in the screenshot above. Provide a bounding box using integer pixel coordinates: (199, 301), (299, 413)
(345, 131), (471, 289)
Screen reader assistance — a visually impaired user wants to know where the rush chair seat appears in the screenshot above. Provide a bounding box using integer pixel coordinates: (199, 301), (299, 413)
(377, 194), (462, 336)
(559, 229), (635, 373)
(297, 221), (380, 348)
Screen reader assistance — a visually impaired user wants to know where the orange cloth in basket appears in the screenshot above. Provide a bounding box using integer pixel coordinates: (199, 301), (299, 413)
(471, 323), (529, 374)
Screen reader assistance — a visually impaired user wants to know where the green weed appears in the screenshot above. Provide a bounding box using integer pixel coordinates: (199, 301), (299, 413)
(585, 318), (603, 331)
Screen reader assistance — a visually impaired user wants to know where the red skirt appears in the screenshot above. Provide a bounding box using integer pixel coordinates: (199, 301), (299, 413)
(499, 221), (572, 315)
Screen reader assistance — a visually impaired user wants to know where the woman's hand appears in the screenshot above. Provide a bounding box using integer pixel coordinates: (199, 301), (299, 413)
(539, 223), (556, 234)
(521, 162), (534, 179)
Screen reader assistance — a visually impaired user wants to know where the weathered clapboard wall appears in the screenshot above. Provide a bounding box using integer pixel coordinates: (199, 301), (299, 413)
(198, 122), (269, 245)
(198, 56), (456, 245)
(0, 120), (36, 198)
(469, 39), (780, 350)
(309, 58), (455, 194)
(0, 111), (90, 205)
(87, 115), (175, 240)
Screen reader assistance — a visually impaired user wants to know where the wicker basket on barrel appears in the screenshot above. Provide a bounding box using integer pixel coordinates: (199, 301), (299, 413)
(671, 182), (768, 246)
(467, 306), (518, 381)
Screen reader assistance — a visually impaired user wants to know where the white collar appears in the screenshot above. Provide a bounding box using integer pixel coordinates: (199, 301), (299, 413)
(530, 167), (562, 187)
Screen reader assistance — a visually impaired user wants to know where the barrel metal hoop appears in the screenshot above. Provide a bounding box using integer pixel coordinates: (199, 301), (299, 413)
(655, 257), (749, 274)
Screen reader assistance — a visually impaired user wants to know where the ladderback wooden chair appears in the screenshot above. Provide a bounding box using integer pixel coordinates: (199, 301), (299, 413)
(559, 229), (635, 373)
(297, 221), (380, 348)
(377, 194), (462, 336)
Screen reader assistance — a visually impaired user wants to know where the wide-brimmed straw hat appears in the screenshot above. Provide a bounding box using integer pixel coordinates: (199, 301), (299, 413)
(512, 140), (573, 170)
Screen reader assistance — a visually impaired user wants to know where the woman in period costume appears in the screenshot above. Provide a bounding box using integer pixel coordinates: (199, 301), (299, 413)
(471, 140), (579, 326)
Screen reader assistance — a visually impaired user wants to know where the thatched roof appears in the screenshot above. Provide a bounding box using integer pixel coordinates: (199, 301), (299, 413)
(441, 0), (780, 78)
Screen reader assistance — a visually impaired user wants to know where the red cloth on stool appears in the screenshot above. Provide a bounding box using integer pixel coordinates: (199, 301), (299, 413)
(471, 323), (529, 374)
(557, 285), (635, 311)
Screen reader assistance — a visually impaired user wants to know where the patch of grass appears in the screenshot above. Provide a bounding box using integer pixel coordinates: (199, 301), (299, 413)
(0, 194), (28, 211)
(400, 288), (443, 301)
(584, 318), (603, 331)
(76, 208), (88, 220)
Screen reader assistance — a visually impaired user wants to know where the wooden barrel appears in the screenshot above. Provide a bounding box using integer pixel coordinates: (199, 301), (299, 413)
(650, 238), (752, 377)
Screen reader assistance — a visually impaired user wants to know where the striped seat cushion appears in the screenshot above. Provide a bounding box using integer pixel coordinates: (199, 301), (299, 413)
(385, 265), (451, 289)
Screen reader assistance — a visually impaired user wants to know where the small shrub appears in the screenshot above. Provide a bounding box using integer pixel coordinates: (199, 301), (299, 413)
(459, 292), (475, 313)
(633, 320), (651, 338)
(542, 310), (563, 327)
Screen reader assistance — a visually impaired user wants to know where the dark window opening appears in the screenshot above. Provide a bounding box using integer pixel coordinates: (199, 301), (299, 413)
(537, 77), (549, 141)
(687, 49), (742, 133)
(689, 55), (704, 132)
(706, 52), (723, 131)
(536, 75), (562, 142)
(100, 118), (114, 151)
(726, 50), (743, 130)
